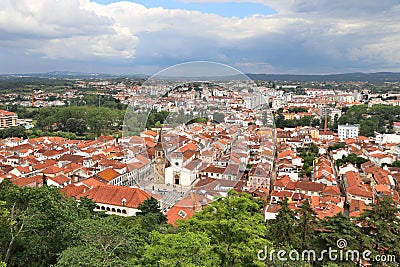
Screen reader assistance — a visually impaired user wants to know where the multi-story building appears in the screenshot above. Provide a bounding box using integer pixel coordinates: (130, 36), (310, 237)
(0, 110), (18, 129)
(338, 124), (359, 141)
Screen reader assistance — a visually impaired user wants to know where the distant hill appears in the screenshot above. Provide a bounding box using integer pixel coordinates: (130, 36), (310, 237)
(0, 71), (399, 83)
(246, 72), (400, 83)
(0, 71), (148, 80)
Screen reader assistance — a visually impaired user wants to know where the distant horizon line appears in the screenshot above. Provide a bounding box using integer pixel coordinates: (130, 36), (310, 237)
(1, 70), (399, 76)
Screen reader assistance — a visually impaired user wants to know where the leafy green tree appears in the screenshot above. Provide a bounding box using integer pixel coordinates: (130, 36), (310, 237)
(186, 117), (208, 125)
(179, 191), (268, 267)
(0, 126), (27, 139)
(123, 110), (149, 136)
(335, 153), (368, 167)
(268, 197), (299, 248)
(359, 119), (376, 137)
(0, 201), (11, 267)
(288, 107), (308, 113)
(154, 121), (163, 128)
(154, 110), (169, 125)
(297, 143), (319, 177)
(137, 197), (161, 214)
(338, 105), (367, 124)
(35, 106), (124, 137)
(55, 245), (126, 267)
(311, 117), (320, 127)
(56, 217), (141, 267)
(332, 114), (339, 131)
(339, 104), (400, 136)
(0, 201), (10, 226)
(296, 200), (318, 251)
(137, 197), (167, 230)
(327, 143), (345, 152)
(65, 118), (87, 135)
(359, 196), (400, 258)
(390, 160), (400, 167)
(0, 179), (92, 267)
(78, 196), (99, 217)
(316, 213), (367, 266)
(275, 113), (285, 128)
(299, 116), (312, 126)
(141, 231), (218, 267)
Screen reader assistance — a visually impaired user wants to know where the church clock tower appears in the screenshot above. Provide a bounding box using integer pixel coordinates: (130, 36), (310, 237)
(154, 131), (168, 184)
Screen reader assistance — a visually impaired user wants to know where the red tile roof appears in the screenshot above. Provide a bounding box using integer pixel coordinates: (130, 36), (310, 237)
(0, 109), (17, 116)
(12, 175), (42, 187)
(347, 186), (373, 198)
(96, 168), (121, 182)
(61, 184), (90, 198)
(322, 185), (341, 196)
(77, 184), (151, 208)
(64, 162), (83, 174)
(49, 174), (70, 185)
(42, 165), (63, 175)
(295, 181), (325, 193)
(166, 206), (194, 226)
(273, 175), (291, 188)
(35, 159), (57, 170)
(142, 130), (158, 137)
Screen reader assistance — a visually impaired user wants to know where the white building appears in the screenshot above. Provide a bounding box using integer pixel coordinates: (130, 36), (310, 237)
(79, 184), (155, 217)
(0, 110), (18, 129)
(338, 124), (359, 141)
(375, 133), (400, 145)
(272, 96), (284, 109)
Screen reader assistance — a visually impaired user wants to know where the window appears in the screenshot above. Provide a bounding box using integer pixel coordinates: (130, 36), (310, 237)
(178, 210), (187, 218)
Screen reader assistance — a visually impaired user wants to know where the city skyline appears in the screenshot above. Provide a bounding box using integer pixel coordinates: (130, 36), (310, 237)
(0, 0), (399, 75)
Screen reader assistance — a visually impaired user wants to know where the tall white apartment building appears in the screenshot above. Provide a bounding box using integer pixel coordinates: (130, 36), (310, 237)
(338, 124), (359, 141)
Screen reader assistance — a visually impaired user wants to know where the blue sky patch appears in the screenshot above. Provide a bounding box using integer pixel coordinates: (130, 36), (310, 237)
(92, 0), (277, 18)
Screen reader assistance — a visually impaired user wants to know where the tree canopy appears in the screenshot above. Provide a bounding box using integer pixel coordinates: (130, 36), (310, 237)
(0, 180), (399, 266)
(339, 104), (400, 136)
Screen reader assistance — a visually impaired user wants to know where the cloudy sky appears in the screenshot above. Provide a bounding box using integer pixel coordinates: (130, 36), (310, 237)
(0, 0), (399, 75)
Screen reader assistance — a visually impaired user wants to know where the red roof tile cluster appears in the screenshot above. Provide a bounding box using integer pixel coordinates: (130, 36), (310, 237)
(344, 171), (373, 199)
(95, 168), (121, 182)
(42, 165), (63, 175)
(77, 184), (151, 208)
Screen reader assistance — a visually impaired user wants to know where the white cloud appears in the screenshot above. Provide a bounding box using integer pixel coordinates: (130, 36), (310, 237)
(348, 36), (400, 66)
(0, 0), (138, 59)
(233, 62), (274, 73)
(0, 0), (399, 73)
(0, 0), (112, 38)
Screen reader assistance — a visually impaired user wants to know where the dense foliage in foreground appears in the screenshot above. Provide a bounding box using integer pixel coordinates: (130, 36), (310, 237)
(0, 180), (399, 266)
